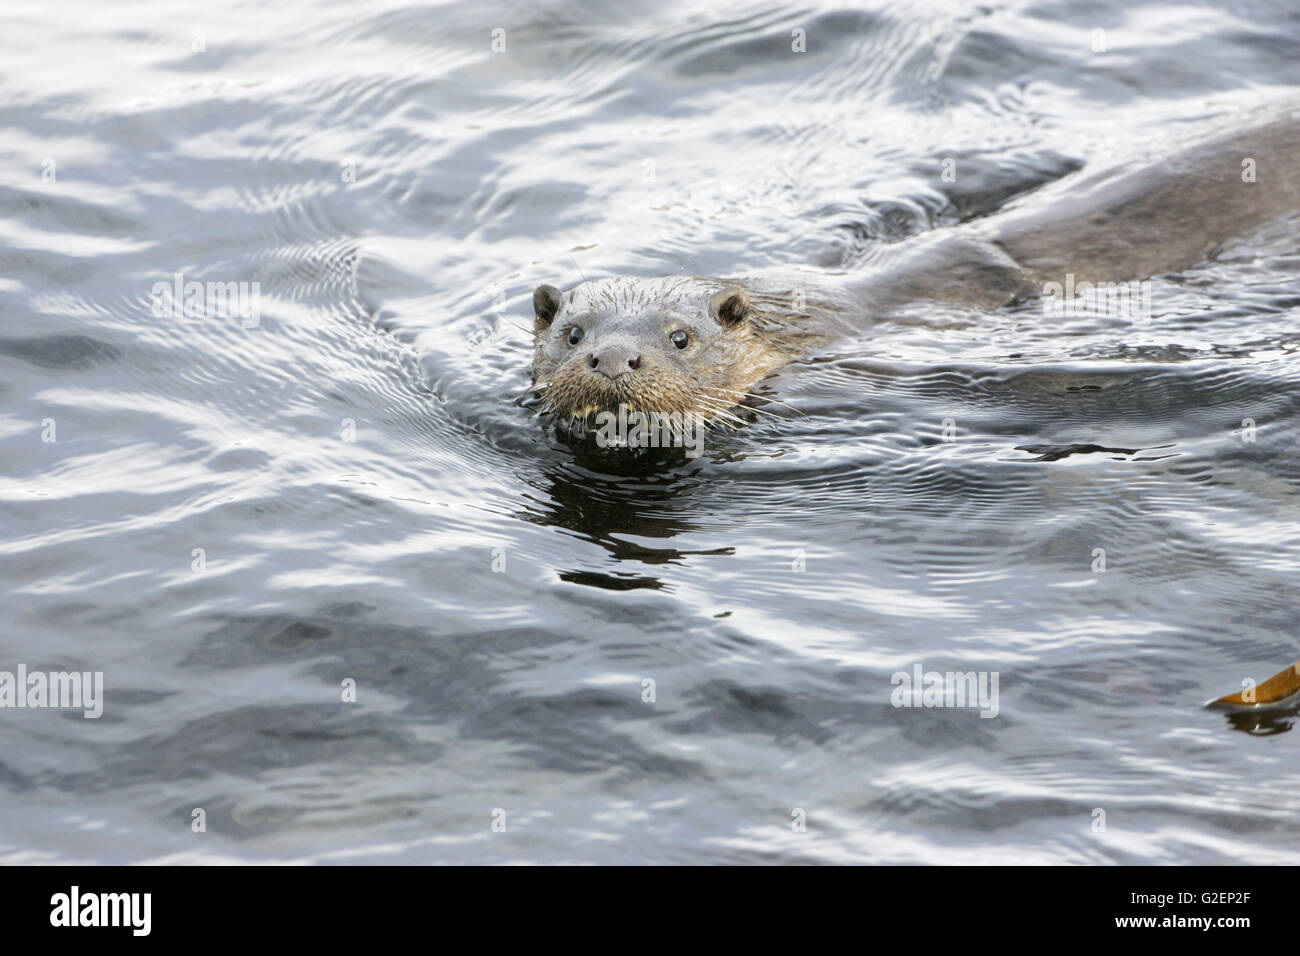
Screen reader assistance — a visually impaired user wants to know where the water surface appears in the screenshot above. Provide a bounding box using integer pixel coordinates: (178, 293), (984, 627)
(2, 0), (1299, 864)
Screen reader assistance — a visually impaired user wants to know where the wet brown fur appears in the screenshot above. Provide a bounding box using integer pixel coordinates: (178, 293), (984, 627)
(530, 103), (1300, 428)
(530, 275), (835, 428)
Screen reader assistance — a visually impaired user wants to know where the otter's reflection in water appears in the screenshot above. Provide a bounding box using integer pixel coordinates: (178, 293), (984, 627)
(518, 440), (737, 577)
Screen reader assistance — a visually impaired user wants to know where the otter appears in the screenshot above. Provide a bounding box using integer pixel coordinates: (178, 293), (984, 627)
(529, 277), (843, 428)
(529, 103), (1300, 428)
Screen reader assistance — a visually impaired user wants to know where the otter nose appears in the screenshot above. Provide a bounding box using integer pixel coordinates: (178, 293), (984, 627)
(589, 346), (642, 378)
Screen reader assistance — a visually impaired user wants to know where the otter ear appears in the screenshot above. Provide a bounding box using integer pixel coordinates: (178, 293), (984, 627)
(533, 284), (564, 329)
(709, 285), (750, 328)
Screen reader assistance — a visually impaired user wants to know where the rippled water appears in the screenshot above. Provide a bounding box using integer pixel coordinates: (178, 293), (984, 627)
(2, 0), (1299, 864)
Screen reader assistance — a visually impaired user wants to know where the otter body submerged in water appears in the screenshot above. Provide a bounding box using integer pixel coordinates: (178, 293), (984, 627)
(530, 104), (1300, 427)
(527, 103), (1300, 712)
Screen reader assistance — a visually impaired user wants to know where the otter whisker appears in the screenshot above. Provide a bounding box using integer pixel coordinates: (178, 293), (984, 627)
(705, 386), (805, 416)
(704, 400), (747, 421)
(567, 254), (588, 287)
(695, 401), (748, 429)
(701, 389), (786, 421)
(706, 384), (802, 410)
(698, 390), (779, 422)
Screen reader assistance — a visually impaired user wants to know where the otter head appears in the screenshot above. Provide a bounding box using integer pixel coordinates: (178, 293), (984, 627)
(530, 276), (775, 427)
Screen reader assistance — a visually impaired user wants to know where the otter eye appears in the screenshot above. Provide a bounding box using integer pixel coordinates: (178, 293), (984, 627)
(566, 326), (584, 347)
(670, 329), (690, 349)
